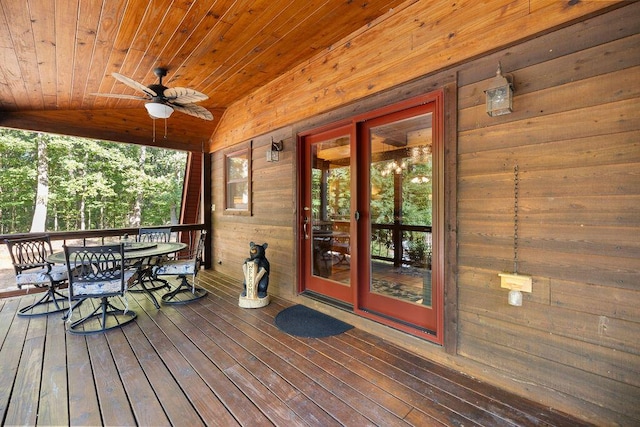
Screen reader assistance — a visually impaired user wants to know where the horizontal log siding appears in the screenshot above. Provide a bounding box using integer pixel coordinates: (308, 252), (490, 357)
(455, 5), (640, 425)
(208, 3), (640, 425)
(212, 132), (297, 300)
(209, 0), (621, 150)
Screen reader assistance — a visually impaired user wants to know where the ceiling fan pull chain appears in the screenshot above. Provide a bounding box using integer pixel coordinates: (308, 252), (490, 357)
(152, 118), (156, 143)
(164, 118), (168, 139)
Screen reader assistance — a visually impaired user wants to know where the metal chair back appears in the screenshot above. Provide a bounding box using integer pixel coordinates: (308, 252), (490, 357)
(64, 244), (128, 300)
(137, 227), (172, 243)
(192, 230), (207, 270)
(4, 234), (70, 316)
(5, 234), (54, 277)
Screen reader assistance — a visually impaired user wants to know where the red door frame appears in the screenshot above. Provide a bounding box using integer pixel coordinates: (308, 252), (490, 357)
(297, 123), (356, 304)
(356, 96), (443, 342)
(297, 90), (445, 344)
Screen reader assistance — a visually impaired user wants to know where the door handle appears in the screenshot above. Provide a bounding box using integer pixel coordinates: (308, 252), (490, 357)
(303, 207), (310, 239)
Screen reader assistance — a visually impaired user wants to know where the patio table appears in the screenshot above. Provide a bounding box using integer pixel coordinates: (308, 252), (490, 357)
(48, 241), (187, 308)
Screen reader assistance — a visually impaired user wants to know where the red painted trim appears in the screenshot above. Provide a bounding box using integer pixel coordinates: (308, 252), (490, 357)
(297, 90), (446, 344)
(180, 151), (202, 226)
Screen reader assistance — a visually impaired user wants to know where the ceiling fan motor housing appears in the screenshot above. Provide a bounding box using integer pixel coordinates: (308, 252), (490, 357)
(150, 67), (169, 100)
(148, 84), (169, 101)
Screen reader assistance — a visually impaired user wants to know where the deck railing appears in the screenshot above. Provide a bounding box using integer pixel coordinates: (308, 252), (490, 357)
(0, 223), (205, 245)
(371, 223), (432, 268)
(0, 224), (207, 296)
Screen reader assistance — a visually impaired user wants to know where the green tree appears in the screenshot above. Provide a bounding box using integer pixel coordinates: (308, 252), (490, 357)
(0, 130), (38, 233)
(141, 147), (186, 225)
(0, 129), (187, 233)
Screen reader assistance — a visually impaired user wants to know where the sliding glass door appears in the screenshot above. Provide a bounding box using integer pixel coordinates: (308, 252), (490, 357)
(299, 91), (443, 339)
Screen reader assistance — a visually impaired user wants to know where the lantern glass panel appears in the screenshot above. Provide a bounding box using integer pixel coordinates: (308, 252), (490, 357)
(486, 85), (512, 117)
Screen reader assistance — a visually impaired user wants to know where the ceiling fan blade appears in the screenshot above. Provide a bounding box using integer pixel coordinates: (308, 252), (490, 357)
(171, 103), (213, 121)
(163, 87), (208, 104)
(111, 72), (157, 97)
(90, 93), (150, 100)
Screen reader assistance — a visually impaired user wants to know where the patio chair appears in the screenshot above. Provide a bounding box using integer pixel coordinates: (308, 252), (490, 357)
(4, 235), (70, 317)
(138, 227), (173, 244)
(64, 243), (137, 334)
(313, 236), (333, 278)
(128, 227), (173, 299)
(152, 230), (207, 304)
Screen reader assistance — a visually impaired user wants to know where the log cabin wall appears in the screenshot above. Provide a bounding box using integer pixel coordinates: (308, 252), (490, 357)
(454, 7), (639, 426)
(209, 2), (639, 425)
(212, 130), (297, 300)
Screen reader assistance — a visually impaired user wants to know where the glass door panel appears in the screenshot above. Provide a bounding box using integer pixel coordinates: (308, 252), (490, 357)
(311, 138), (351, 283)
(363, 107), (437, 330)
(301, 125), (353, 303)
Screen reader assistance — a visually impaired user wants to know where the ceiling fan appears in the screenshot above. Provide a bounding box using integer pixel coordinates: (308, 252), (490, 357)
(92, 67), (213, 121)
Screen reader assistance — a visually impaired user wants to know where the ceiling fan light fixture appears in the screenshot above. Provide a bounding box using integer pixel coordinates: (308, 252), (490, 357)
(145, 102), (174, 119)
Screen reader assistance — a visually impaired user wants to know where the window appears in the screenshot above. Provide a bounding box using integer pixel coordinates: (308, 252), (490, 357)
(224, 143), (251, 214)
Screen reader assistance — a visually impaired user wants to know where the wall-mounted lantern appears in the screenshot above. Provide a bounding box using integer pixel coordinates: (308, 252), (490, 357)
(266, 138), (284, 162)
(484, 63), (513, 117)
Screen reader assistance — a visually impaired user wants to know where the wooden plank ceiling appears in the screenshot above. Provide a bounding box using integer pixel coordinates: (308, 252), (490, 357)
(0, 0), (407, 152)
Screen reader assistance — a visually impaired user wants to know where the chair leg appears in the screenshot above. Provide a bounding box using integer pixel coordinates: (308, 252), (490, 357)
(161, 275), (207, 305)
(67, 296), (136, 335)
(18, 286), (69, 317)
(128, 268), (170, 309)
(130, 267), (171, 293)
(144, 276), (171, 291)
(62, 299), (85, 321)
(132, 271), (161, 309)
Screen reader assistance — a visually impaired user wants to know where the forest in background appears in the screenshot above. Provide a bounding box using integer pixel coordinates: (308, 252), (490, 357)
(0, 129), (187, 234)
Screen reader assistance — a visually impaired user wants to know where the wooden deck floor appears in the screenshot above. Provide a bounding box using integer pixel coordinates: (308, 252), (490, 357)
(0, 270), (590, 426)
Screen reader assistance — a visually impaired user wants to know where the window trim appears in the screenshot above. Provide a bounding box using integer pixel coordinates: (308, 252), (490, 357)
(223, 141), (252, 215)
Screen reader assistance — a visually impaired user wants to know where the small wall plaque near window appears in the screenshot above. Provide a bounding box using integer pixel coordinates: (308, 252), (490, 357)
(224, 141), (252, 215)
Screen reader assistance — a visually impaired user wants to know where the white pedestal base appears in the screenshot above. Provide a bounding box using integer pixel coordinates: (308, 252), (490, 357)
(238, 295), (270, 308)
(240, 259), (270, 308)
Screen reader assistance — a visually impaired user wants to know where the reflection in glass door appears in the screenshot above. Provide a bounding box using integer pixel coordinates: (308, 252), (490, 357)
(360, 104), (439, 332)
(300, 125), (353, 303)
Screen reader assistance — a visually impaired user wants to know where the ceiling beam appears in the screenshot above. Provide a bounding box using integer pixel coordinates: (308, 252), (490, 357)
(0, 108), (223, 152)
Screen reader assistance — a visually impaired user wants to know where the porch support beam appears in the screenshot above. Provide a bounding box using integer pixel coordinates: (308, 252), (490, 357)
(0, 108), (223, 152)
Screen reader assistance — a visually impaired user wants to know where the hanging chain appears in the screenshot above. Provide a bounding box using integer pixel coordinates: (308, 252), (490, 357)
(513, 164), (519, 273)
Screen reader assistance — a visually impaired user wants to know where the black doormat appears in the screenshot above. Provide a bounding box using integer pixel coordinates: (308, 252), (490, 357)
(274, 304), (353, 338)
